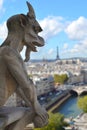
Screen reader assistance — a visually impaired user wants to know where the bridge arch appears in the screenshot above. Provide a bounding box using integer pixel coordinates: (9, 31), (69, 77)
(80, 91), (87, 96)
(69, 90), (78, 96)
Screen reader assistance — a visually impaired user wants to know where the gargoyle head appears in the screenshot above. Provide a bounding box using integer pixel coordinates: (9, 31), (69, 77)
(5, 1), (44, 61)
(25, 1), (45, 51)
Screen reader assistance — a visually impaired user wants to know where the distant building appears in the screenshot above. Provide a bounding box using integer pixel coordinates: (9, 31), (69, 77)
(34, 75), (55, 96)
(67, 69), (87, 85)
(81, 69), (87, 83)
(67, 75), (84, 85)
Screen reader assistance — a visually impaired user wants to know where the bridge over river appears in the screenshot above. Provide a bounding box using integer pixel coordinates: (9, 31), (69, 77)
(70, 85), (87, 96)
(44, 85), (87, 112)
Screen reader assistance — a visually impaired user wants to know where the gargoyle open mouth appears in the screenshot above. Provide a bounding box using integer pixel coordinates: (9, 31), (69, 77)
(27, 35), (45, 52)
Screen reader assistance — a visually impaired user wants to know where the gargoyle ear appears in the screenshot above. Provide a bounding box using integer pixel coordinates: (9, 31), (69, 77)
(26, 1), (36, 18)
(20, 14), (28, 27)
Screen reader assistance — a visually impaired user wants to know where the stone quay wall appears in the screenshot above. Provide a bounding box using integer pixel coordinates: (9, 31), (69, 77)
(46, 92), (71, 112)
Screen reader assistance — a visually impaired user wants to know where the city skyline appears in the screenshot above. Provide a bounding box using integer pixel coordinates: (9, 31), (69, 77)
(0, 0), (87, 60)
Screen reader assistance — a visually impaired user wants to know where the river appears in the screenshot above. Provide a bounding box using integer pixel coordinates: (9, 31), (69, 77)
(57, 96), (82, 118)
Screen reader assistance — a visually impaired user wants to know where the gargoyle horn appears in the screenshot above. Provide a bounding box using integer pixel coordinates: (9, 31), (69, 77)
(26, 1), (36, 18)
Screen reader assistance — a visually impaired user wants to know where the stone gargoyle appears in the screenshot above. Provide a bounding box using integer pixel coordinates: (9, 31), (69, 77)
(0, 1), (48, 130)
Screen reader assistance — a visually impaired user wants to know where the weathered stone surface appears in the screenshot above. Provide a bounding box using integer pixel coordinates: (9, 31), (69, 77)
(0, 107), (31, 129)
(0, 1), (48, 130)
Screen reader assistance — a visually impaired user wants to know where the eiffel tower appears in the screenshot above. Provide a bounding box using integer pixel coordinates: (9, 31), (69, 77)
(56, 46), (60, 60)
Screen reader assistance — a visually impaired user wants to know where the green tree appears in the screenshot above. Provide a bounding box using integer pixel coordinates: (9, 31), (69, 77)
(35, 112), (67, 130)
(54, 74), (61, 83)
(78, 96), (87, 113)
(54, 74), (68, 84)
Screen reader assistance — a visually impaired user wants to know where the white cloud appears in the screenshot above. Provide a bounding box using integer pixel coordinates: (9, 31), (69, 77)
(0, 0), (5, 14)
(39, 16), (65, 41)
(63, 43), (68, 50)
(0, 0), (3, 10)
(65, 16), (87, 40)
(62, 16), (87, 58)
(47, 48), (54, 55)
(0, 22), (7, 41)
(62, 39), (87, 58)
(74, 40), (87, 52)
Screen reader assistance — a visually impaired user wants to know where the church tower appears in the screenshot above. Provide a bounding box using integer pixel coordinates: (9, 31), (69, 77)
(56, 46), (60, 60)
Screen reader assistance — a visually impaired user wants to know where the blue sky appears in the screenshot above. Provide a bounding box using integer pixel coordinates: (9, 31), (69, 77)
(0, 0), (87, 60)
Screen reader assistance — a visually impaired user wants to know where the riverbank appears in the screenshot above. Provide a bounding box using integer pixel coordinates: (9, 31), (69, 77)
(46, 91), (71, 112)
